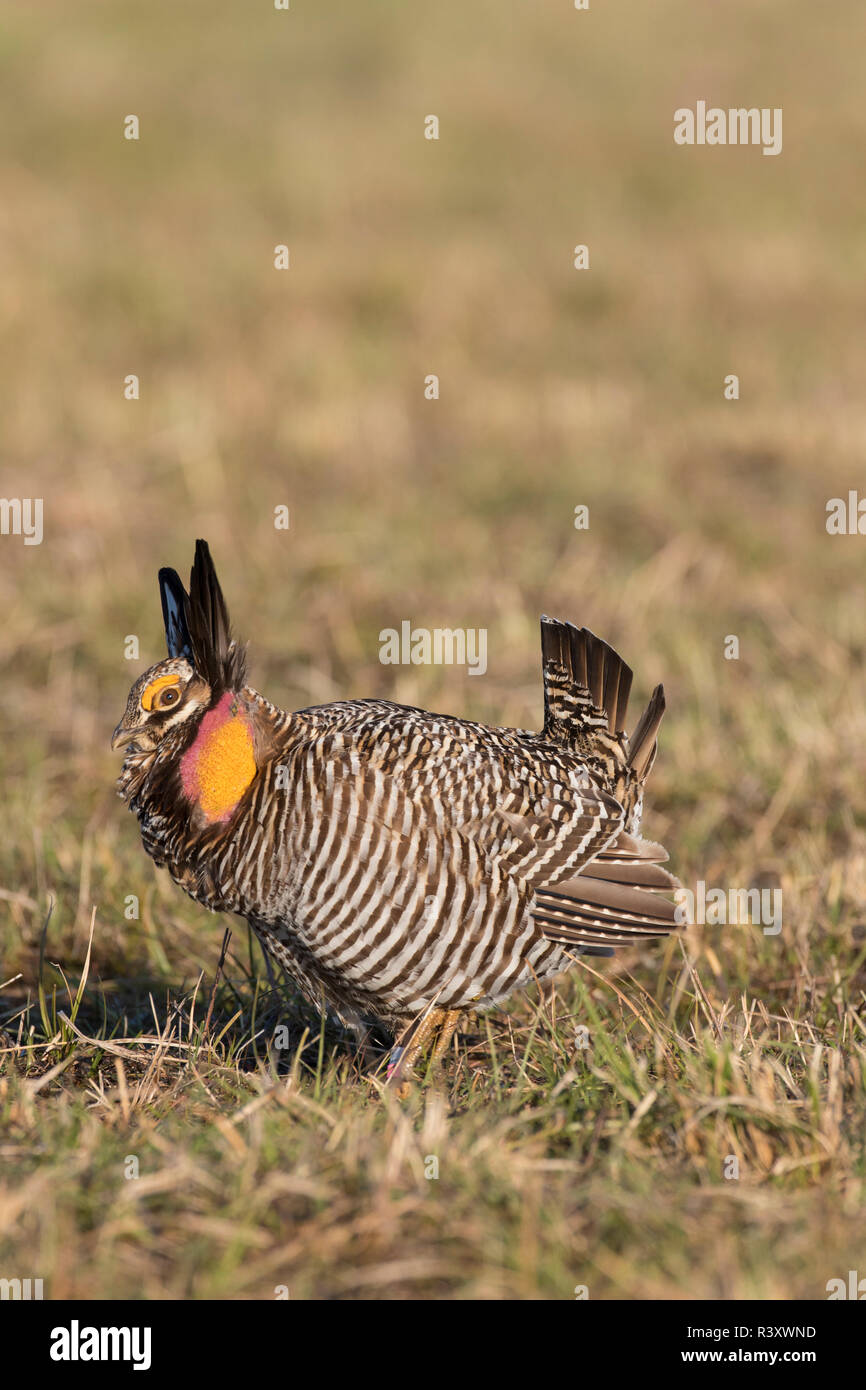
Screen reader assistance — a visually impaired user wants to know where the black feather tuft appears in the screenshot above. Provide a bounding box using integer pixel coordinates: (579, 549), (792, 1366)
(159, 567), (193, 660)
(158, 541), (246, 693)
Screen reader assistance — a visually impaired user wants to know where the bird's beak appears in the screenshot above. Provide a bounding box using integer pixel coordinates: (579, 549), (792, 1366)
(111, 721), (146, 751)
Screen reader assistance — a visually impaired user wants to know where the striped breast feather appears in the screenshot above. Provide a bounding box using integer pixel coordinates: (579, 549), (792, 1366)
(330, 757), (682, 952)
(532, 830), (682, 949)
(488, 789), (625, 883)
(317, 748), (629, 905)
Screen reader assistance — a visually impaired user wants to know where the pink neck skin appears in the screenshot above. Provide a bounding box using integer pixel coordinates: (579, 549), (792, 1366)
(179, 690), (243, 800)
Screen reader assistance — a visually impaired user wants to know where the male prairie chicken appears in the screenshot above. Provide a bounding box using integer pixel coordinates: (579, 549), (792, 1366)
(113, 541), (681, 1088)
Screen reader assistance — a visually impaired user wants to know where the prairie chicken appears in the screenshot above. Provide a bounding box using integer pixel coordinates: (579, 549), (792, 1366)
(113, 541), (682, 1088)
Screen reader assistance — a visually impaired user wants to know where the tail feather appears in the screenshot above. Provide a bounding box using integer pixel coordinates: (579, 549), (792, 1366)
(628, 683), (665, 782)
(540, 874), (677, 924)
(534, 872), (679, 947)
(540, 618), (633, 740)
(595, 830), (669, 863)
(587, 857), (677, 889)
(533, 827), (682, 951)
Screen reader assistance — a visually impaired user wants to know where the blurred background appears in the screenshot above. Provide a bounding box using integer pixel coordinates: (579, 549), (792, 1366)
(1, 0), (865, 1300)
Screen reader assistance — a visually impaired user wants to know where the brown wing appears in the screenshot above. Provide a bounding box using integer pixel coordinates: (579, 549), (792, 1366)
(532, 830), (682, 949)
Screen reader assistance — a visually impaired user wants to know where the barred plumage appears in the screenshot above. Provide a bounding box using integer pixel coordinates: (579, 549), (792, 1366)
(113, 541), (682, 1084)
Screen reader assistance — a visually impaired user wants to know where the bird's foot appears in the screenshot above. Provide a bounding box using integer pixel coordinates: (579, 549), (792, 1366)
(384, 1008), (461, 1097)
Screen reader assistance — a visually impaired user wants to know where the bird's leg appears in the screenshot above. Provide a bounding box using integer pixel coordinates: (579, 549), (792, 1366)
(386, 1008), (446, 1094)
(385, 1007), (463, 1094)
(431, 1008), (461, 1063)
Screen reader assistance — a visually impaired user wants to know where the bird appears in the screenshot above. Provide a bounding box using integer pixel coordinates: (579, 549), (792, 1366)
(112, 540), (682, 1090)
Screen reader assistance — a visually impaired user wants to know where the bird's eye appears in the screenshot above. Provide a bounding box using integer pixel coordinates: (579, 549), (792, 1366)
(156, 687), (180, 709)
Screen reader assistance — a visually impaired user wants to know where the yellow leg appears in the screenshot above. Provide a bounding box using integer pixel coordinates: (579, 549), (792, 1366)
(386, 1007), (461, 1094)
(431, 1009), (460, 1062)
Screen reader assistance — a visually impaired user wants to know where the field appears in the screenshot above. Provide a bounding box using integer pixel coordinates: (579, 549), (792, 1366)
(2, 0), (865, 1300)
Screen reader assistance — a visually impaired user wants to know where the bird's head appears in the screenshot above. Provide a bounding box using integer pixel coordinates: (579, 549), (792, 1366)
(111, 657), (211, 753)
(112, 540), (247, 756)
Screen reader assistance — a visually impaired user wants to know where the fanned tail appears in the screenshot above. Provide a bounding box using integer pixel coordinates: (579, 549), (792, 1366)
(540, 617), (633, 745)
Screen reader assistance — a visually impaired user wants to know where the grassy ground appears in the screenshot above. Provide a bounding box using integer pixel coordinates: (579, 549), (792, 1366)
(1, 0), (865, 1299)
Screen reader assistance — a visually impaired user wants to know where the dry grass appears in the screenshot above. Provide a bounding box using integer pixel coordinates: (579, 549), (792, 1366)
(1, 0), (865, 1299)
